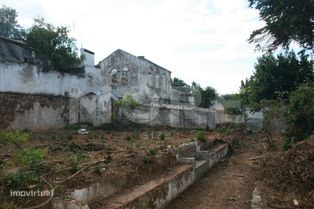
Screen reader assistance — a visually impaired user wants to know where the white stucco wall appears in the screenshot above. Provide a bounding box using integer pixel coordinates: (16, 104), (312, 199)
(0, 62), (109, 98)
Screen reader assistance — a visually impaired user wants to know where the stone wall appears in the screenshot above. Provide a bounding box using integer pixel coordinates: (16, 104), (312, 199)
(0, 93), (70, 130)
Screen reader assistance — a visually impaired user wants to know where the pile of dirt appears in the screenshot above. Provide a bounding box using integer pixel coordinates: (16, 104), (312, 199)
(258, 135), (314, 208)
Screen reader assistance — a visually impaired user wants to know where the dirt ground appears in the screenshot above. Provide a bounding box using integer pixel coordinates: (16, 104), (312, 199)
(166, 134), (314, 209)
(0, 127), (231, 208)
(165, 135), (263, 209)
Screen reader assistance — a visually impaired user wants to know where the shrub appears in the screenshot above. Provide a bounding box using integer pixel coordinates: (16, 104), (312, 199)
(159, 132), (166, 141)
(5, 172), (39, 189)
(15, 147), (46, 172)
(284, 84), (314, 142)
(0, 131), (29, 150)
(148, 148), (157, 156)
(68, 151), (85, 173)
(116, 95), (139, 110)
(196, 131), (206, 142)
(93, 164), (102, 175)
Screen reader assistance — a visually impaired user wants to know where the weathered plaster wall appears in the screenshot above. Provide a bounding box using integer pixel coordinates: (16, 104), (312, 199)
(0, 62), (110, 98)
(0, 93), (70, 130)
(0, 61), (112, 128)
(215, 110), (244, 124)
(120, 104), (242, 130)
(99, 49), (172, 102)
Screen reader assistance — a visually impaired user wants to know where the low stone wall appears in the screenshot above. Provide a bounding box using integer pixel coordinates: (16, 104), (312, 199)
(50, 141), (229, 209)
(115, 144), (229, 209)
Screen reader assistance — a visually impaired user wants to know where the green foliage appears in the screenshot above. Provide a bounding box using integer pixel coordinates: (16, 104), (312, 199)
(218, 94), (244, 114)
(240, 52), (314, 110)
(192, 82), (217, 108)
(248, 0), (314, 51)
(196, 130), (206, 142)
(218, 126), (233, 134)
(93, 164), (102, 175)
(68, 151), (85, 173)
(15, 147), (46, 172)
(171, 77), (190, 92)
(0, 5), (22, 39)
(0, 130), (29, 150)
(284, 84), (314, 141)
(159, 132), (166, 141)
(116, 95), (139, 110)
(148, 148), (157, 156)
(5, 172), (39, 189)
(24, 18), (82, 74)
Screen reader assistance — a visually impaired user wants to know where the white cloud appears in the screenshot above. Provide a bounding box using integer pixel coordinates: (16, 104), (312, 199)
(1, 0), (263, 94)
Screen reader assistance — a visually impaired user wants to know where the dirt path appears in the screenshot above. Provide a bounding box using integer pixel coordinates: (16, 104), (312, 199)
(165, 140), (260, 209)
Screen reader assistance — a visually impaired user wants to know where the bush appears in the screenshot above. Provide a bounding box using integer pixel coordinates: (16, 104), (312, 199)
(284, 84), (314, 142)
(148, 148), (157, 156)
(5, 172), (39, 189)
(116, 95), (139, 110)
(15, 147), (46, 172)
(93, 164), (102, 175)
(0, 131), (29, 150)
(159, 132), (166, 141)
(196, 131), (206, 142)
(68, 151), (85, 173)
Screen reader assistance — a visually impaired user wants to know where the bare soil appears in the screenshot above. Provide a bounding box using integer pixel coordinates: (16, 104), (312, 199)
(0, 127), (232, 208)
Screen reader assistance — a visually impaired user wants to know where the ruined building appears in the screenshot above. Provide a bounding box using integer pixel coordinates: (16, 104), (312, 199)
(0, 36), (243, 130)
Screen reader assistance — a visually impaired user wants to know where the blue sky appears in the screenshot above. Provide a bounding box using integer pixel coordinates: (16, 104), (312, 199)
(1, 0), (264, 94)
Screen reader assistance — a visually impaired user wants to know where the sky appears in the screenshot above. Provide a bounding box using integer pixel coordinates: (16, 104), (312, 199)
(2, 0), (264, 94)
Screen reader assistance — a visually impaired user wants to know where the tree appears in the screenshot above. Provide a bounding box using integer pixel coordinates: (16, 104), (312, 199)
(24, 18), (82, 74)
(248, 0), (314, 51)
(191, 82), (217, 108)
(0, 5), (22, 39)
(240, 51), (314, 109)
(171, 77), (190, 92)
(284, 84), (314, 142)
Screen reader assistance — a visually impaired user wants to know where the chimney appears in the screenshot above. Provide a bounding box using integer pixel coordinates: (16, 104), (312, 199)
(80, 48), (95, 67)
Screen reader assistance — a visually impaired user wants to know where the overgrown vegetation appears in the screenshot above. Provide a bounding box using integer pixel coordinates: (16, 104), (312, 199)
(5, 172), (39, 189)
(0, 130), (29, 150)
(159, 132), (166, 141)
(284, 84), (314, 143)
(116, 95), (139, 110)
(196, 130), (206, 142)
(244, 0), (314, 148)
(15, 147), (47, 172)
(0, 131), (46, 191)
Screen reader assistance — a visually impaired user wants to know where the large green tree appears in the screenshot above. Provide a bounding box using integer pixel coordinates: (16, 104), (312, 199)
(24, 18), (82, 74)
(0, 5), (22, 39)
(240, 51), (314, 109)
(284, 84), (314, 141)
(191, 82), (217, 108)
(248, 0), (314, 51)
